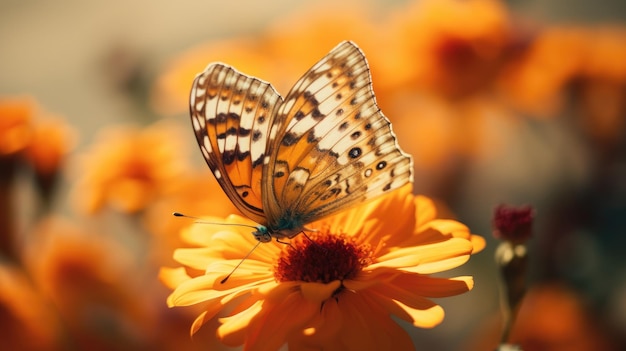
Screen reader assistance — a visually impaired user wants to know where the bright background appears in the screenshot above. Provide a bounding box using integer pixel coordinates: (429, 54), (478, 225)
(1, 0), (625, 350)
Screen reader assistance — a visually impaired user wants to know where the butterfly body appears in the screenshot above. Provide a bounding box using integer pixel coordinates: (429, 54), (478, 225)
(190, 41), (413, 243)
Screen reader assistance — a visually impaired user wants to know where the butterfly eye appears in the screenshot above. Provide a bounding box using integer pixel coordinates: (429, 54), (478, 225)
(253, 227), (272, 243)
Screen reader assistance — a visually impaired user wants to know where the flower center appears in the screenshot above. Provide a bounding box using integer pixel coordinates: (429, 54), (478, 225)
(274, 230), (372, 284)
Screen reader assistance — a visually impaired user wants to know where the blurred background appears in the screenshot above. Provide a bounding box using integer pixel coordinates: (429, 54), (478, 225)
(1, 0), (625, 350)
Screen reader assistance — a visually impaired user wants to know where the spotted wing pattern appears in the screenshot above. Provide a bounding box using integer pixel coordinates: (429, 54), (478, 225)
(261, 41), (413, 230)
(190, 63), (282, 225)
(190, 40), (413, 238)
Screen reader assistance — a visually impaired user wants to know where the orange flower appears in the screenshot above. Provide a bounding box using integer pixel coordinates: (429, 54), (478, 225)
(0, 96), (35, 156)
(262, 1), (379, 91)
(72, 119), (189, 214)
(383, 0), (513, 98)
(151, 1), (380, 116)
(161, 184), (484, 351)
(23, 116), (77, 176)
(499, 26), (626, 118)
(24, 216), (156, 348)
(509, 284), (619, 351)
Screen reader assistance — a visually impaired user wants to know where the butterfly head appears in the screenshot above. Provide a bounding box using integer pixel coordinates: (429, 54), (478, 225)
(253, 225), (272, 243)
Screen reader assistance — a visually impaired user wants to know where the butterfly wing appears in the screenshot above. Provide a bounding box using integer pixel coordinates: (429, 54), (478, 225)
(263, 41), (413, 228)
(190, 63), (283, 224)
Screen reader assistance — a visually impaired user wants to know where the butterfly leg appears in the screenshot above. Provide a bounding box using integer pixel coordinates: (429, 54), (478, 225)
(275, 238), (294, 248)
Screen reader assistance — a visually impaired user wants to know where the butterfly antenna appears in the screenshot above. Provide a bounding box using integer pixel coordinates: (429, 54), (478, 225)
(172, 212), (260, 230)
(220, 240), (262, 284)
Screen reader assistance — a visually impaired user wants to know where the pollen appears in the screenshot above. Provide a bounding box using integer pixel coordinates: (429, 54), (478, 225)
(274, 230), (373, 284)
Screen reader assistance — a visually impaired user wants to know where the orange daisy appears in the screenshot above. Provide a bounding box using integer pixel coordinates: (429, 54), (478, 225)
(384, 0), (513, 99)
(161, 184), (484, 351)
(71, 119), (189, 214)
(23, 116), (77, 177)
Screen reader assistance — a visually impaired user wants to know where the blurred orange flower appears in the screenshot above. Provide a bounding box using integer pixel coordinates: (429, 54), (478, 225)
(162, 184), (484, 351)
(508, 284), (620, 351)
(151, 1), (380, 116)
(23, 116), (77, 176)
(499, 26), (626, 118)
(72, 119), (189, 214)
(262, 1), (379, 90)
(24, 216), (157, 349)
(151, 38), (275, 116)
(384, 0), (514, 98)
(0, 263), (60, 351)
(0, 96), (35, 156)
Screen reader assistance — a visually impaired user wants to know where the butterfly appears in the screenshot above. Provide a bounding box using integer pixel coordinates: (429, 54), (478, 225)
(189, 40), (413, 243)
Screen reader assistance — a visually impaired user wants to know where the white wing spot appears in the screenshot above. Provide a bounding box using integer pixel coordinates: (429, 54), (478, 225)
(224, 134), (237, 153)
(200, 145), (210, 160)
(288, 168), (310, 186)
(203, 135), (212, 152)
(282, 98), (296, 115)
(192, 117), (201, 132)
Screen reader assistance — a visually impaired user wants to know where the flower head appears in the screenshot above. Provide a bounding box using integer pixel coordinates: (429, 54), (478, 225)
(72, 119), (189, 214)
(386, 0), (514, 98)
(493, 204), (534, 244)
(23, 116), (76, 177)
(162, 185), (484, 351)
(0, 96), (35, 157)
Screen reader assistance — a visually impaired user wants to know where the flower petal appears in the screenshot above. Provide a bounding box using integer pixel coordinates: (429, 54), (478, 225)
(313, 184), (415, 244)
(320, 292), (414, 351)
(401, 255), (471, 274)
(172, 247), (218, 270)
(368, 289), (445, 328)
(300, 281), (342, 303)
(470, 234), (486, 253)
(158, 266), (192, 290)
(244, 292), (319, 351)
(391, 274), (474, 297)
(368, 277), (438, 310)
(394, 299), (445, 329)
(256, 280), (299, 300)
(168, 273), (273, 307)
(373, 237), (473, 273)
(415, 195), (438, 227)
(218, 300), (264, 346)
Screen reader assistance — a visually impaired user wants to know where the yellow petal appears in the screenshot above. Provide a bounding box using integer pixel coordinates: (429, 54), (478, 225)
(401, 255), (471, 274)
(470, 234), (486, 253)
(168, 274), (272, 306)
(172, 247), (218, 270)
(395, 299), (445, 328)
(368, 280), (438, 310)
(415, 195), (438, 227)
(218, 300), (264, 343)
(300, 281), (342, 303)
(373, 237), (473, 272)
(158, 267), (191, 290)
(428, 219), (470, 237)
(312, 183), (415, 243)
